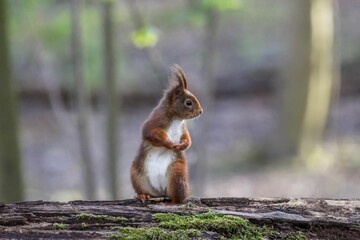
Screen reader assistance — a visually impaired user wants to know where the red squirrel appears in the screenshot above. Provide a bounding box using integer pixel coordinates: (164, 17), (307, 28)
(130, 64), (203, 204)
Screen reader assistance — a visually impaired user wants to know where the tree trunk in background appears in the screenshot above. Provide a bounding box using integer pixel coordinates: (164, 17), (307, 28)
(191, 9), (219, 195)
(71, 0), (96, 200)
(102, 0), (119, 200)
(302, 0), (337, 164)
(277, 0), (336, 165)
(202, 10), (218, 102)
(0, 0), (24, 203)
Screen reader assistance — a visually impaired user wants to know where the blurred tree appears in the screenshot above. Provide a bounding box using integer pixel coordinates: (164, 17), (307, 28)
(0, 0), (24, 203)
(125, 0), (167, 87)
(277, 0), (337, 165)
(191, 6), (219, 195)
(71, 0), (96, 200)
(190, 0), (242, 194)
(102, 0), (120, 200)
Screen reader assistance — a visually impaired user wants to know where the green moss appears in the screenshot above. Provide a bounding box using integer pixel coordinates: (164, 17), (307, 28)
(108, 227), (201, 240)
(76, 213), (126, 223)
(177, 202), (199, 209)
(153, 211), (262, 239)
(286, 231), (306, 240)
(0, 220), (9, 225)
(80, 222), (88, 229)
(260, 225), (277, 237)
(52, 223), (67, 230)
(106, 211), (307, 240)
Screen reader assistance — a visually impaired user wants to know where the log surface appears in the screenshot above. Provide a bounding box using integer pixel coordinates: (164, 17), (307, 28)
(0, 197), (359, 239)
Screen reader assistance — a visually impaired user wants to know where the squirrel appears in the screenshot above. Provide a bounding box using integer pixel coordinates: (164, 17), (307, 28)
(130, 64), (203, 204)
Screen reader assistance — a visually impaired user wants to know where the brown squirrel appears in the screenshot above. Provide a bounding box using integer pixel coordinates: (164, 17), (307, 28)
(130, 64), (203, 204)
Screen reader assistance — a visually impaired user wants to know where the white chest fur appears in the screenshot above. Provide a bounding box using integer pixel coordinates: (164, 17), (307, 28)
(145, 120), (184, 195)
(166, 120), (184, 144)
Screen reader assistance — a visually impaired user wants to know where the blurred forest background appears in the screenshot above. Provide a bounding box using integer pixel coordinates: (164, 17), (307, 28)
(1, 0), (360, 203)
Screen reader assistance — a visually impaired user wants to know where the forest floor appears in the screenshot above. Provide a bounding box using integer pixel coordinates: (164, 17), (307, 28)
(19, 96), (360, 201)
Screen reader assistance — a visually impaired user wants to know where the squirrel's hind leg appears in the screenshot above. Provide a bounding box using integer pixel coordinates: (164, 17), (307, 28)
(130, 162), (151, 203)
(166, 159), (189, 204)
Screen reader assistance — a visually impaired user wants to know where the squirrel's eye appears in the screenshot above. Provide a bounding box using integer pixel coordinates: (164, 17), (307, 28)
(185, 99), (193, 107)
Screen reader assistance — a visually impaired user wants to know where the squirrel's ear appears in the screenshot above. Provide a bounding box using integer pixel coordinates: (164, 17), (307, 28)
(169, 64), (187, 90)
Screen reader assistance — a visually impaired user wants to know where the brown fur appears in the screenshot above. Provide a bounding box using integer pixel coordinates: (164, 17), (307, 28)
(167, 157), (189, 204)
(130, 64), (202, 204)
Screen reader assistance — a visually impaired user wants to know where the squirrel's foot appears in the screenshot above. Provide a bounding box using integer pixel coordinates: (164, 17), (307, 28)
(134, 194), (150, 203)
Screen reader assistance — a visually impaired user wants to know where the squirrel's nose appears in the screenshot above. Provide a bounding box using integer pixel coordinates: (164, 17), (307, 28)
(198, 108), (203, 115)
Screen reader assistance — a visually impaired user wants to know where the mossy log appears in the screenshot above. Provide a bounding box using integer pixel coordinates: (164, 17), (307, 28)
(0, 197), (359, 239)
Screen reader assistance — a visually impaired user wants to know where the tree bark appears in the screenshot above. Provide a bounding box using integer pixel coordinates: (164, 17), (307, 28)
(0, 198), (359, 239)
(0, 0), (24, 203)
(71, 0), (96, 200)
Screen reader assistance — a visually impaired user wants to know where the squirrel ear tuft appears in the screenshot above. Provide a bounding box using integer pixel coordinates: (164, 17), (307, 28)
(169, 64), (187, 90)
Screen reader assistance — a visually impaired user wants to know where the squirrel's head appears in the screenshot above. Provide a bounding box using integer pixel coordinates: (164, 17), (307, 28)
(165, 64), (203, 120)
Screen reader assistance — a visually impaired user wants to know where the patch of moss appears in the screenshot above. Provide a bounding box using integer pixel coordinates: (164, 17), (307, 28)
(106, 212), (309, 240)
(153, 211), (262, 239)
(0, 220), (9, 225)
(80, 222), (88, 229)
(286, 231), (306, 240)
(108, 227), (201, 240)
(52, 223), (67, 230)
(76, 213), (126, 223)
(177, 202), (199, 209)
(260, 225), (277, 237)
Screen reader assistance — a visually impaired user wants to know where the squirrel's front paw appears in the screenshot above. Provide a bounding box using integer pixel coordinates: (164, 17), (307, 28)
(173, 141), (189, 151)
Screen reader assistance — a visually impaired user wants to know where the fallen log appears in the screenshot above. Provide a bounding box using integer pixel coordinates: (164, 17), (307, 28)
(0, 197), (359, 239)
